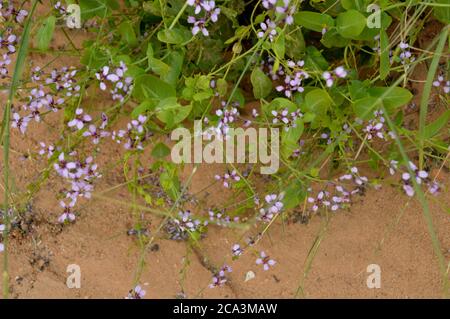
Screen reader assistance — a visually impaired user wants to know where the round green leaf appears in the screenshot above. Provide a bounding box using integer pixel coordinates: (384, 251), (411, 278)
(336, 10), (366, 39)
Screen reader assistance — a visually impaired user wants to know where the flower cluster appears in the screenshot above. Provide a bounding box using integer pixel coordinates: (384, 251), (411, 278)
(258, 0), (295, 41)
(43, 66), (80, 96)
(83, 113), (110, 145)
(208, 209), (239, 227)
(271, 108), (303, 130)
(52, 152), (101, 223)
(397, 42), (415, 67)
(433, 74), (450, 94)
(339, 167), (369, 192)
(0, 2), (28, 24)
(11, 66), (81, 135)
(215, 170), (240, 188)
(261, 57), (284, 81)
(363, 110), (387, 140)
(95, 62), (133, 101)
(400, 162), (440, 197)
(187, 0), (220, 36)
(209, 264), (232, 288)
(205, 101), (240, 139)
(322, 66), (348, 87)
(275, 60), (309, 98)
(308, 185), (353, 213)
(258, 193), (284, 223)
(112, 115), (149, 150)
(165, 210), (204, 241)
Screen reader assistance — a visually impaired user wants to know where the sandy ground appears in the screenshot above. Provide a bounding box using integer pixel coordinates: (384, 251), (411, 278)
(0, 2), (449, 299)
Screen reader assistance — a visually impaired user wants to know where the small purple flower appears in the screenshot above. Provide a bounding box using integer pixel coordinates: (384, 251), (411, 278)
(82, 124), (110, 144)
(322, 66), (347, 87)
(209, 265), (232, 288)
(188, 16), (209, 36)
(232, 244), (243, 257)
(126, 285), (146, 299)
(68, 108), (92, 130)
(433, 75), (450, 94)
(258, 19), (277, 41)
(0, 32), (17, 53)
(11, 113), (31, 134)
(39, 142), (56, 158)
(389, 160), (398, 175)
(256, 251), (276, 271)
(58, 200), (76, 223)
(95, 66), (120, 91)
(54, 152), (77, 178)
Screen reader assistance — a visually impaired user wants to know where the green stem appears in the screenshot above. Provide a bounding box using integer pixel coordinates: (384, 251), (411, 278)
(419, 26), (449, 169)
(2, 0), (38, 299)
(169, 2), (188, 30)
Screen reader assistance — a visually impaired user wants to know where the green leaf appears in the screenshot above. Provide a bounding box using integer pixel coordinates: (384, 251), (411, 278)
(305, 46), (329, 71)
(379, 30), (390, 80)
(250, 67), (272, 99)
(156, 98), (192, 127)
(132, 74), (176, 102)
(148, 57), (170, 76)
(80, 0), (117, 19)
(157, 27), (191, 45)
(36, 16), (56, 51)
(273, 32), (285, 59)
(161, 50), (184, 87)
(432, 0), (450, 23)
(285, 28), (305, 58)
(118, 21), (137, 46)
(321, 28), (350, 48)
(281, 119), (304, 157)
(341, 0), (369, 11)
(295, 11), (334, 33)
(352, 96), (382, 119)
(152, 142), (171, 158)
(423, 110), (450, 139)
(283, 181), (306, 209)
(131, 100), (157, 118)
(336, 10), (366, 39)
(80, 47), (109, 69)
(368, 87), (413, 112)
(294, 11), (334, 32)
(304, 89), (332, 115)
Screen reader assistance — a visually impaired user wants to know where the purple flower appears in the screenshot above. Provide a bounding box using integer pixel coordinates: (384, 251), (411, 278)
(433, 75), (450, 94)
(322, 66), (348, 87)
(58, 200), (76, 223)
(82, 124), (110, 144)
(188, 16), (209, 36)
(389, 160), (398, 175)
(209, 265), (232, 288)
(258, 19), (277, 41)
(232, 244), (243, 257)
(39, 142), (56, 158)
(256, 251), (276, 271)
(68, 108), (92, 130)
(259, 193), (284, 222)
(215, 169), (240, 188)
(54, 153), (77, 178)
(0, 32), (17, 53)
(11, 113), (31, 134)
(95, 66), (120, 90)
(126, 285), (146, 299)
